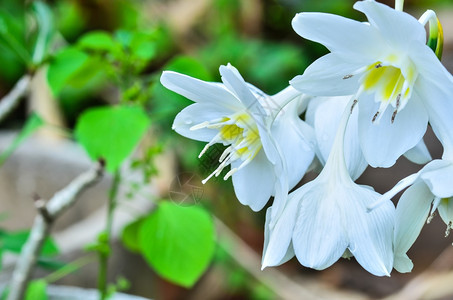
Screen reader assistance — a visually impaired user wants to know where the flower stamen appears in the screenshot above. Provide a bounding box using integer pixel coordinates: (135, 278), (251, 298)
(194, 111), (262, 184)
(446, 221), (452, 237)
(344, 57), (418, 124)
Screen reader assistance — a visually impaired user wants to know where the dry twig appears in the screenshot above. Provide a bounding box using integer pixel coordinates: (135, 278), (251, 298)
(0, 75), (32, 124)
(6, 161), (104, 300)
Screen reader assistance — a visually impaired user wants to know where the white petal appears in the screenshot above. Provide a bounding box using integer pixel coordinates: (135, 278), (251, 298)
(438, 198), (453, 226)
(172, 103), (234, 142)
(394, 254), (413, 274)
(420, 160), (453, 198)
(218, 65), (281, 167)
(231, 149), (275, 211)
(292, 180), (348, 270)
(346, 185), (395, 276)
(219, 65), (268, 121)
(358, 93), (428, 167)
(262, 198), (298, 268)
(403, 138), (432, 165)
(354, 1), (426, 48)
(410, 43), (453, 160)
(369, 172), (421, 212)
(160, 71), (242, 111)
(272, 105), (315, 189)
(393, 182), (433, 273)
(311, 96), (367, 180)
(291, 11), (384, 59)
(260, 128), (290, 225)
(345, 100), (369, 180)
(290, 53), (364, 96)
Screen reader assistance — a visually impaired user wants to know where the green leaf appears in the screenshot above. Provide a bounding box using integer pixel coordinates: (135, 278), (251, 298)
(31, 1), (54, 65)
(55, 0), (86, 41)
(130, 32), (156, 61)
(0, 11), (30, 66)
(0, 248), (3, 272)
(138, 202), (216, 287)
(114, 30), (133, 48)
(75, 105), (150, 173)
(47, 47), (89, 95)
(1, 230), (59, 256)
(0, 114), (44, 167)
(78, 31), (116, 52)
(37, 257), (66, 270)
(25, 280), (48, 300)
(164, 56), (212, 80)
(121, 217), (146, 253)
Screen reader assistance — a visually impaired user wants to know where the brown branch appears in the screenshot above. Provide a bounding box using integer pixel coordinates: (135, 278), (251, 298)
(6, 161), (104, 300)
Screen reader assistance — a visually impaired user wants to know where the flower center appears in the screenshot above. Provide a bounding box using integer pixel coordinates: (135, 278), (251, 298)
(190, 111), (262, 183)
(344, 57), (418, 123)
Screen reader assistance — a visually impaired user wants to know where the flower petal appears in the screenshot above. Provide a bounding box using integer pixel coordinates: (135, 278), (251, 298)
(219, 64), (281, 166)
(310, 96), (368, 180)
(272, 101), (315, 189)
(358, 93), (428, 167)
(420, 160), (453, 198)
(219, 64), (268, 121)
(438, 198), (453, 226)
(410, 42), (453, 160)
(393, 181), (433, 273)
(353, 1), (426, 48)
(172, 103), (234, 142)
(231, 149), (275, 211)
(262, 198), (299, 268)
(346, 185), (395, 276)
(160, 71), (242, 111)
(290, 53), (364, 96)
(291, 11), (384, 59)
(292, 181), (348, 270)
(403, 138), (432, 165)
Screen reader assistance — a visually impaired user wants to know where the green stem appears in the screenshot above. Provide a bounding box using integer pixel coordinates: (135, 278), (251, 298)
(98, 170), (121, 300)
(395, 0), (404, 11)
(43, 255), (96, 284)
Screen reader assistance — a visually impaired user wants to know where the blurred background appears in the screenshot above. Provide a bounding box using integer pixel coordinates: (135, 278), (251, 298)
(0, 0), (453, 299)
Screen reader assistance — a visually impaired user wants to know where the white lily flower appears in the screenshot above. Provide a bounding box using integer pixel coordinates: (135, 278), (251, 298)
(262, 97), (395, 276)
(306, 95), (368, 180)
(376, 156), (453, 273)
(305, 96), (431, 180)
(161, 64), (315, 212)
(290, 0), (453, 167)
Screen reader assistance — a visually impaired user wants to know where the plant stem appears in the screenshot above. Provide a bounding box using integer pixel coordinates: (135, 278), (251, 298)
(43, 255), (96, 284)
(0, 75), (32, 124)
(98, 170), (121, 300)
(6, 162), (104, 300)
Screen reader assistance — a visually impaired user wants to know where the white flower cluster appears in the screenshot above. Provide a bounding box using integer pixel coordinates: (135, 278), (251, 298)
(161, 0), (453, 276)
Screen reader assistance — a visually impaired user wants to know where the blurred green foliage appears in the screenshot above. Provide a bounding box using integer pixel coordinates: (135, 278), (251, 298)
(122, 201), (216, 288)
(0, 0), (451, 297)
(0, 229), (60, 274)
(74, 105), (150, 173)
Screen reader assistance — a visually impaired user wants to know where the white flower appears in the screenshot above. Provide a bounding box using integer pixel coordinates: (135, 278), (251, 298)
(305, 96), (431, 178)
(305, 95), (369, 180)
(262, 97), (395, 276)
(290, 0), (453, 167)
(377, 157), (453, 273)
(160, 64), (315, 212)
